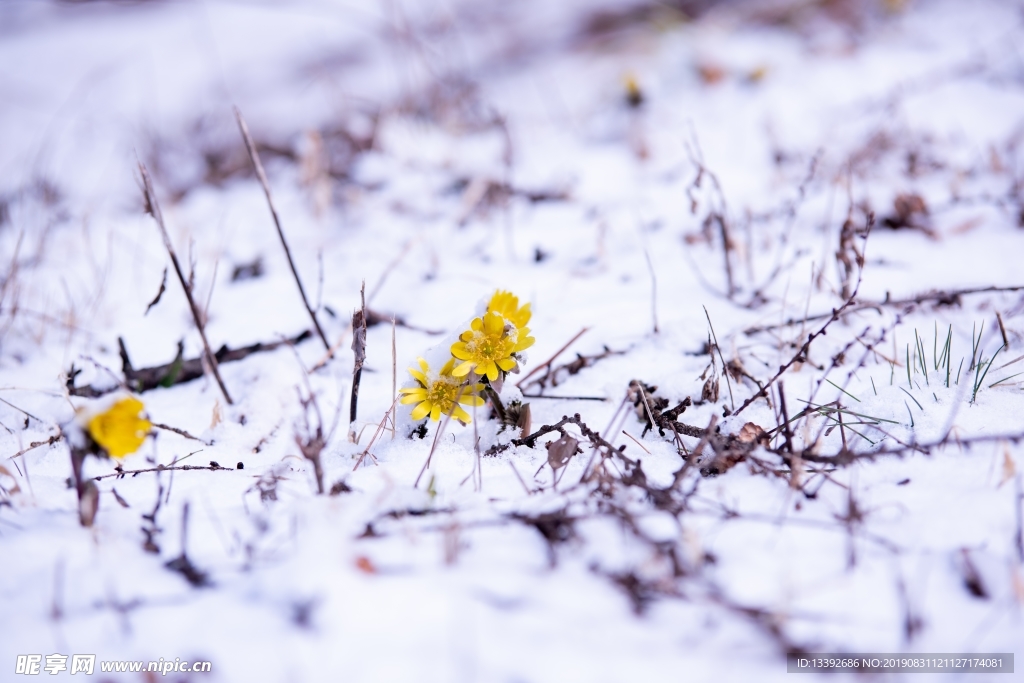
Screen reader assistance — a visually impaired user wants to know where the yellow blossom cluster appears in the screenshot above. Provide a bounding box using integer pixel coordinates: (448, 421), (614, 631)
(85, 396), (152, 459)
(400, 290), (534, 424)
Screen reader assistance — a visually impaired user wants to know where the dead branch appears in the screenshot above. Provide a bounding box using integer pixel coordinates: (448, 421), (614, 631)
(744, 284), (1024, 336)
(6, 432), (63, 461)
(235, 107), (331, 352)
(783, 429), (1024, 466)
(348, 283), (367, 440)
(295, 389), (327, 495)
(92, 462), (234, 481)
(733, 286), (862, 417)
(138, 162), (233, 405)
(519, 344), (625, 394)
(703, 306), (735, 412)
(144, 267), (167, 315)
(516, 327), (589, 389)
(150, 422), (210, 445)
(67, 330), (311, 397)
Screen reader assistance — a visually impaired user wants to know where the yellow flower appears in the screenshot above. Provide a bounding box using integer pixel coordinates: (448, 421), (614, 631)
(86, 396), (152, 459)
(487, 290), (532, 329)
(451, 311), (534, 382)
(400, 357), (485, 423)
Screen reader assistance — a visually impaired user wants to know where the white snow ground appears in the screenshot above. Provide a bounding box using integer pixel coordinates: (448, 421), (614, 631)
(1, 0), (1023, 681)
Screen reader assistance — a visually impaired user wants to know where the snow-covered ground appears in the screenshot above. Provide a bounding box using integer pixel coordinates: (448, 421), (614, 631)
(1, 0), (1023, 681)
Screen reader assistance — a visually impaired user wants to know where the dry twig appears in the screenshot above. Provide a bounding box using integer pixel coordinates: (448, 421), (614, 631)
(235, 107), (331, 352)
(138, 162), (233, 405)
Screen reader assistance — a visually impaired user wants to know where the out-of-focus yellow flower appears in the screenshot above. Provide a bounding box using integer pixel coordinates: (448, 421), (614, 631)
(451, 311), (534, 382)
(86, 396), (152, 459)
(400, 358), (485, 423)
(622, 74), (644, 108)
(487, 290), (532, 330)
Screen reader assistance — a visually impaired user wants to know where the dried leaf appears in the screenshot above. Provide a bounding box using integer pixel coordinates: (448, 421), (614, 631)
(144, 267), (168, 315)
(0, 464), (19, 495)
(701, 377), (719, 403)
(351, 309), (367, 370)
(516, 403), (532, 438)
(697, 62), (726, 85)
(165, 554), (210, 587)
(78, 481), (99, 527)
(546, 435), (580, 471)
(329, 480), (352, 496)
(882, 193), (935, 237)
(998, 449), (1016, 488)
(894, 193), (927, 219)
(230, 257), (264, 282)
(958, 549), (988, 599)
(111, 488), (130, 508)
(737, 422), (768, 445)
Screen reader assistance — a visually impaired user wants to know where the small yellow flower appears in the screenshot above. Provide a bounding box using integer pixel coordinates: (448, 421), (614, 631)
(451, 310), (534, 382)
(487, 290), (532, 329)
(86, 397), (152, 459)
(400, 358), (485, 423)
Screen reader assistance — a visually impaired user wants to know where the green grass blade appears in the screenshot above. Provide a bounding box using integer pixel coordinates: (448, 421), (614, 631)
(825, 378), (861, 403)
(899, 386), (924, 411)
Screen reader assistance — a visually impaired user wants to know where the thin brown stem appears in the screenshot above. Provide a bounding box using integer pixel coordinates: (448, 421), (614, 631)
(516, 327), (589, 388)
(92, 462), (233, 481)
(138, 162), (233, 405)
(150, 422), (211, 445)
(643, 248), (659, 334)
(391, 317), (397, 441)
(703, 306), (735, 412)
(733, 286), (862, 417)
(348, 282), (367, 440)
(414, 384), (467, 488)
(234, 107), (331, 352)
(745, 284), (1024, 335)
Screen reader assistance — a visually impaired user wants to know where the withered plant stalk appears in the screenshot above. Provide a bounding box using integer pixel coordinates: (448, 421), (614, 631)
(138, 162), (233, 405)
(235, 107), (331, 352)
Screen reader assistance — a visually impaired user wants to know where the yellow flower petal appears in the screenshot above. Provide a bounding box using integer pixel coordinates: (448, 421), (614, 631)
(451, 342), (471, 360)
(487, 290), (532, 328)
(411, 402), (431, 421)
(449, 303), (533, 384)
(480, 361), (499, 382)
(483, 312), (504, 335)
(402, 357), (485, 424)
(452, 360), (474, 377)
(86, 397), (151, 459)
(514, 335), (535, 352)
(513, 303), (532, 328)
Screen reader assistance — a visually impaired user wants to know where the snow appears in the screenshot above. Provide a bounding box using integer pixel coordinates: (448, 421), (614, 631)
(1, 0), (1023, 681)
